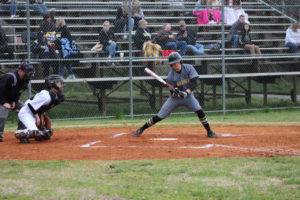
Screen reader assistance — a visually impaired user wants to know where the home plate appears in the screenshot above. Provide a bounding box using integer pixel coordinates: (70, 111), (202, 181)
(151, 138), (178, 141)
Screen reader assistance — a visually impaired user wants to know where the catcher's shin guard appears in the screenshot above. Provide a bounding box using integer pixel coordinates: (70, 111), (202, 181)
(27, 130), (40, 138)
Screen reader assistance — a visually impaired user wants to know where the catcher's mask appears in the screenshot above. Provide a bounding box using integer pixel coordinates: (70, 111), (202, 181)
(168, 52), (183, 67)
(45, 74), (64, 95)
(18, 62), (35, 82)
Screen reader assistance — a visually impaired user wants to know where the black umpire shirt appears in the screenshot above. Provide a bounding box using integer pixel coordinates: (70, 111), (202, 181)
(0, 70), (28, 105)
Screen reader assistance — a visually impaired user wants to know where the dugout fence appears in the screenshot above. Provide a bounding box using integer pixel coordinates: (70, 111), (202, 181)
(0, 0), (299, 120)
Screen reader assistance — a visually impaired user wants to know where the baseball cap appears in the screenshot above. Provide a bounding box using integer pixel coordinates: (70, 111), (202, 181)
(179, 20), (186, 26)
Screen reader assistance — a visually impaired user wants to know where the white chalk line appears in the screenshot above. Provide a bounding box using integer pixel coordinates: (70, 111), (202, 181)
(79, 132), (300, 156)
(80, 141), (300, 156)
(221, 133), (264, 137)
(110, 133), (128, 138)
(150, 138), (178, 141)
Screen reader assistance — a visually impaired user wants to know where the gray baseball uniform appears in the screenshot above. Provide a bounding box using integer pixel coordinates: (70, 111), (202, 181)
(157, 64), (201, 119)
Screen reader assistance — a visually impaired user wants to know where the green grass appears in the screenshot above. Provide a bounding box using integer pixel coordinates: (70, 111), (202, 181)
(0, 157), (299, 200)
(4, 109), (300, 131)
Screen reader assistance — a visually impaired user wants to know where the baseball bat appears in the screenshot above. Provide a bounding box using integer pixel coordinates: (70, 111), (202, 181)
(144, 68), (175, 90)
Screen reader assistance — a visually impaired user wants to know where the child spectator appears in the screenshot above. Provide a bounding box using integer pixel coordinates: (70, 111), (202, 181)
(238, 23), (261, 56)
(285, 22), (300, 53)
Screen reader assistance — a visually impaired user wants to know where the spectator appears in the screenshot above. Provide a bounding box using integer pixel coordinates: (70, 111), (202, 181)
(238, 23), (261, 56)
(134, 19), (162, 65)
(114, 0), (134, 39)
(0, 62), (34, 142)
(193, 0), (221, 25)
(155, 23), (187, 56)
(132, 0), (144, 30)
(285, 22), (300, 53)
(99, 21), (118, 65)
(55, 17), (75, 79)
(0, 0), (18, 18)
(176, 20), (205, 55)
(0, 26), (14, 59)
(224, 0), (249, 25)
(30, 0), (55, 19)
(31, 31), (59, 77)
(227, 14), (245, 48)
(40, 13), (56, 42)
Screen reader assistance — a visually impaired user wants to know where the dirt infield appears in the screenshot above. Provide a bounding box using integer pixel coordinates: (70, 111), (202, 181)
(0, 126), (299, 160)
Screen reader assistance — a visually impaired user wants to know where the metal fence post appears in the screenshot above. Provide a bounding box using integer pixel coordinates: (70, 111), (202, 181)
(26, 0), (32, 99)
(128, 0), (134, 119)
(221, 0), (226, 115)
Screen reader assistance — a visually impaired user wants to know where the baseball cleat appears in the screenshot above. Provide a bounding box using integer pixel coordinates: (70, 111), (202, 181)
(207, 130), (218, 138)
(132, 127), (144, 137)
(0, 137), (3, 142)
(15, 132), (27, 139)
(20, 138), (30, 143)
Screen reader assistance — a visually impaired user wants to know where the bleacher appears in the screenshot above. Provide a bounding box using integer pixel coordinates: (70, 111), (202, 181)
(0, 0), (299, 113)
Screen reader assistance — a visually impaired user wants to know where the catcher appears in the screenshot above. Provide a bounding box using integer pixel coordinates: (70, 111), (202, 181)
(132, 52), (218, 138)
(15, 75), (64, 143)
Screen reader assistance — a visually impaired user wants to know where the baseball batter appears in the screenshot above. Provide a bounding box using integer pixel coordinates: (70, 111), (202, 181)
(15, 74), (64, 143)
(132, 52), (218, 138)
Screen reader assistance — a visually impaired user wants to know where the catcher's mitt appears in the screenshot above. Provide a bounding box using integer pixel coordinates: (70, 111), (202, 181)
(38, 114), (51, 130)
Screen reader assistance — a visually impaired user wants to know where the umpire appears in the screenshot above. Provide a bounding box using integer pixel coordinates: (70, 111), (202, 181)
(0, 62), (34, 142)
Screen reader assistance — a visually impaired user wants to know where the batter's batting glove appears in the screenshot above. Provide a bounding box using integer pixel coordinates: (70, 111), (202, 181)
(171, 88), (180, 98)
(179, 91), (188, 98)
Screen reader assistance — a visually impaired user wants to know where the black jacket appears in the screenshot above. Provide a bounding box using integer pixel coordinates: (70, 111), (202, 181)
(134, 27), (152, 50)
(155, 30), (176, 47)
(56, 25), (72, 42)
(98, 29), (116, 49)
(0, 71), (28, 105)
(176, 28), (197, 45)
(238, 31), (252, 47)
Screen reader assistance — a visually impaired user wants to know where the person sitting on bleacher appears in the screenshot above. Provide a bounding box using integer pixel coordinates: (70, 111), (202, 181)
(238, 23), (261, 56)
(155, 23), (187, 56)
(176, 20), (205, 55)
(55, 18), (75, 79)
(134, 20), (162, 64)
(224, 0), (249, 25)
(285, 22), (300, 54)
(30, 0), (55, 19)
(193, 0), (221, 25)
(115, 0), (134, 40)
(99, 21), (118, 66)
(132, 0), (144, 30)
(31, 31), (59, 78)
(0, 25), (14, 59)
(227, 14), (245, 48)
(39, 13), (56, 42)
(0, 0), (18, 18)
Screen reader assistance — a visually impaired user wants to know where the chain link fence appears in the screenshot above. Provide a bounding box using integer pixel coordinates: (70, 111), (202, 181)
(0, 0), (299, 120)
